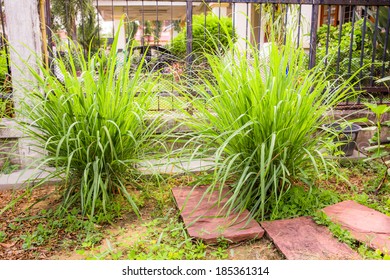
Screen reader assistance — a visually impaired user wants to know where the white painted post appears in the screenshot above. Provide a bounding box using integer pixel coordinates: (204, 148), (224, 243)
(210, 3), (229, 18)
(234, 3), (252, 51)
(4, 0), (43, 168)
(113, 19), (126, 51)
(300, 5), (313, 50)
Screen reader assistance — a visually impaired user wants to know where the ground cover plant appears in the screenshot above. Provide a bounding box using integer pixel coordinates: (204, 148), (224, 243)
(178, 32), (360, 220)
(10, 22), (170, 221)
(1, 160), (388, 260)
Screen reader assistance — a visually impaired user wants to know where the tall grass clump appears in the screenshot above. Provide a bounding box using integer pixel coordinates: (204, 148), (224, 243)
(17, 23), (167, 220)
(182, 33), (359, 220)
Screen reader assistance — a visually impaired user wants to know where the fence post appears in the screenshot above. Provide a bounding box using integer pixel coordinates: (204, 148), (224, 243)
(308, 1), (319, 69)
(4, 0), (43, 168)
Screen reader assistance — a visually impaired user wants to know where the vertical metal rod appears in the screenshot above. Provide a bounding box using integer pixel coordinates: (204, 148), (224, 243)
(39, 0), (49, 69)
(359, 6), (368, 80)
(232, 2), (235, 40)
(0, 0), (10, 75)
(126, 0), (130, 46)
(186, 0), (193, 66)
(258, 3), (262, 50)
(80, 0), (86, 54)
(204, 2), (207, 43)
(218, 3), (221, 45)
(245, 2), (249, 52)
(297, 2), (302, 48)
(111, 0), (115, 38)
(45, 0), (53, 54)
(171, 1), (173, 42)
(347, 5), (356, 75)
(283, 4), (288, 45)
(336, 6), (345, 75)
(170, 0), (174, 94)
(309, 4), (319, 69)
(97, 0), (100, 44)
(325, 5), (332, 66)
(381, 6), (390, 78)
(370, 7), (380, 86)
(45, 0), (54, 74)
(141, 0), (145, 45)
(272, 4), (275, 23)
(66, 0), (70, 46)
(156, 0), (159, 45)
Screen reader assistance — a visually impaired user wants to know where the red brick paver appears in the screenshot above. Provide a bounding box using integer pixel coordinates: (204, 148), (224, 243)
(172, 186), (264, 244)
(261, 216), (361, 260)
(323, 200), (390, 253)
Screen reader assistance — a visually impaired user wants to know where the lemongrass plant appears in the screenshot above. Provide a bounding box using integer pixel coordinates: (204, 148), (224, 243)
(179, 32), (360, 220)
(17, 21), (168, 220)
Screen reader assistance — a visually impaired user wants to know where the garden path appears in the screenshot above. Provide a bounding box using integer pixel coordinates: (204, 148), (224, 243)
(172, 187), (390, 260)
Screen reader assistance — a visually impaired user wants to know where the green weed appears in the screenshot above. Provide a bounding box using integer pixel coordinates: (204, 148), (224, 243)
(269, 186), (340, 220)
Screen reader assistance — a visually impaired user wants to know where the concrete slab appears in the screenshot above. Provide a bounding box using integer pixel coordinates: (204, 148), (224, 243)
(0, 168), (62, 190)
(261, 217), (361, 260)
(323, 200), (390, 253)
(138, 158), (214, 174)
(172, 186), (264, 244)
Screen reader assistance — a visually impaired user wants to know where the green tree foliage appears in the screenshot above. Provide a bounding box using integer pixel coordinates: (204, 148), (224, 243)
(152, 20), (163, 44)
(169, 14), (235, 59)
(51, 0), (93, 41)
(77, 5), (103, 55)
(125, 21), (139, 44)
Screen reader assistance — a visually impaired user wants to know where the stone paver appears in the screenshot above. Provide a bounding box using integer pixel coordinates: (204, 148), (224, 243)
(323, 200), (390, 253)
(172, 186), (264, 244)
(0, 168), (62, 190)
(261, 216), (361, 260)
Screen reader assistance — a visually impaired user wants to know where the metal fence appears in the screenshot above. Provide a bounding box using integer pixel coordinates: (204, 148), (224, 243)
(1, 0), (390, 110)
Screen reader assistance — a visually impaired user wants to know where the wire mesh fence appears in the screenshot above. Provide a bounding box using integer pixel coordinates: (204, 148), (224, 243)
(0, 0), (389, 111)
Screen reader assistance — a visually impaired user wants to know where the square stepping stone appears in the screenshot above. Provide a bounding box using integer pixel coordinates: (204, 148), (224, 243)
(323, 200), (390, 253)
(172, 186), (264, 244)
(261, 216), (360, 260)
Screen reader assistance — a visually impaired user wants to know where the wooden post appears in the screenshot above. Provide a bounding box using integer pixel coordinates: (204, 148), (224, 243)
(4, 0), (43, 168)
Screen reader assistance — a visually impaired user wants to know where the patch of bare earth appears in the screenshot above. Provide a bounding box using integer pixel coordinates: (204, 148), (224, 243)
(1, 185), (282, 260)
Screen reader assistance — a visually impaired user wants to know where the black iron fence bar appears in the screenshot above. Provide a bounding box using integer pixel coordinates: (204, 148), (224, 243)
(347, 5), (356, 76)
(186, 0), (193, 67)
(258, 3), (262, 50)
(141, 0), (145, 45)
(324, 4), (331, 66)
(308, 4), (319, 69)
(359, 6), (368, 80)
(193, 0), (389, 5)
(296, 3), (302, 48)
(97, 0), (100, 43)
(111, 0), (115, 36)
(283, 4), (288, 45)
(370, 7), (380, 86)
(335, 6), (344, 75)
(381, 6), (390, 78)
(0, 0), (10, 76)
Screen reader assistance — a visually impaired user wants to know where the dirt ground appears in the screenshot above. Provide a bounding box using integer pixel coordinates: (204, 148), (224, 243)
(0, 185), (283, 260)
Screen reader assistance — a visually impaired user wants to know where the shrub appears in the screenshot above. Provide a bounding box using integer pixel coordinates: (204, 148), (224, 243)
(169, 13), (235, 60)
(181, 33), (358, 220)
(17, 23), (168, 220)
(316, 19), (390, 86)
